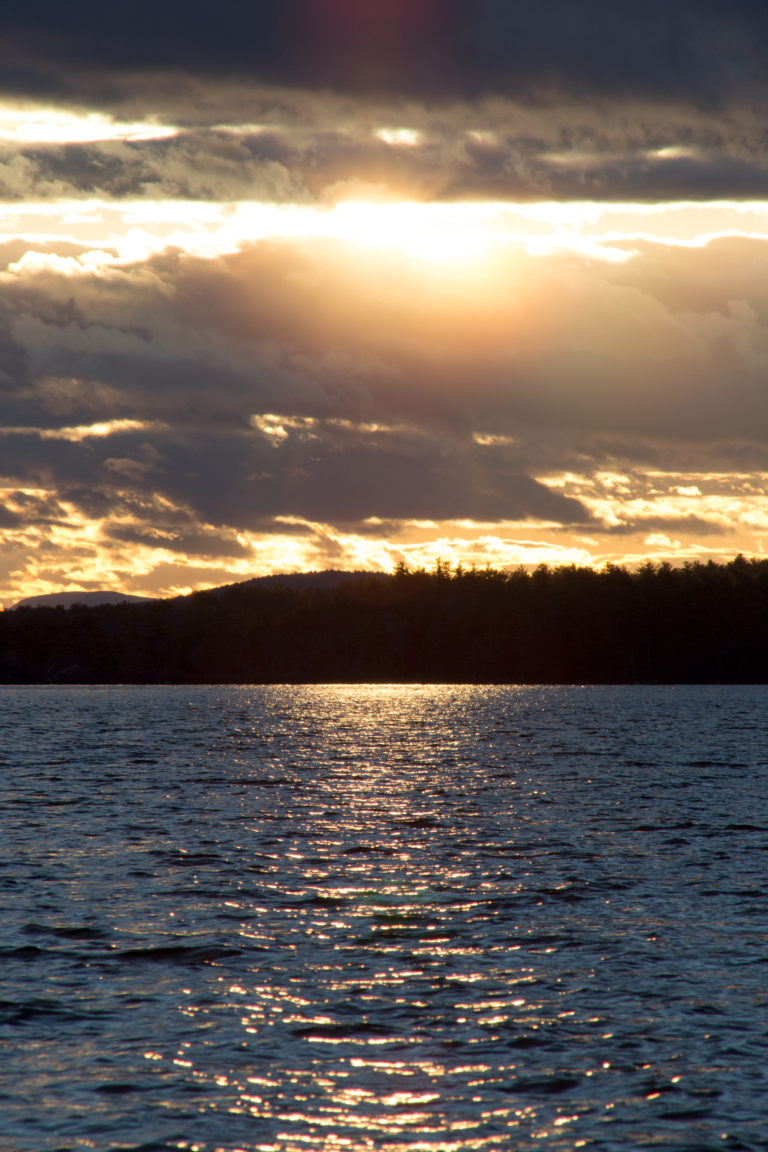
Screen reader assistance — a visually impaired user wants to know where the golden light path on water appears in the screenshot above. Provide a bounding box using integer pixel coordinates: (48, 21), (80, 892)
(142, 686), (624, 1152)
(174, 899), (591, 1148)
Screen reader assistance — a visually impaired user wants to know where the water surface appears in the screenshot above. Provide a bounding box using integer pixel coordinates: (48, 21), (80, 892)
(2, 684), (768, 1151)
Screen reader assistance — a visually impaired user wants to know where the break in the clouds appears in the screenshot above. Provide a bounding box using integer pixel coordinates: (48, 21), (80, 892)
(2, 1), (768, 602)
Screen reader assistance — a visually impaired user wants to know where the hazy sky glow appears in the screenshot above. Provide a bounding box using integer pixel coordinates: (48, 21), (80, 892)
(3, 1), (768, 603)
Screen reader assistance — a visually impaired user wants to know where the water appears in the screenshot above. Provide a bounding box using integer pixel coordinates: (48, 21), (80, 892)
(2, 684), (768, 1152)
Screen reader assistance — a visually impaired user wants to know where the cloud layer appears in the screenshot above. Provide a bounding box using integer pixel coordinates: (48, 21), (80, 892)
(2, 1), (768, 105)
(0, 3), (768, 207)
(1, 228), (768, 583)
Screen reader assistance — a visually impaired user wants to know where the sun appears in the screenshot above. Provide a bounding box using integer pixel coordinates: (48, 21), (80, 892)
(228, 200), (500, 263)
(326, 201), (494, 262)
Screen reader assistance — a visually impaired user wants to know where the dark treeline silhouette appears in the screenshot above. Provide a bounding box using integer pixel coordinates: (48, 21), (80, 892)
(3, 555), (768, 683)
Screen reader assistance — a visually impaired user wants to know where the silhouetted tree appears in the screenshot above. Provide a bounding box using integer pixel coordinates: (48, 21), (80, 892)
(3, 557), (768, 683)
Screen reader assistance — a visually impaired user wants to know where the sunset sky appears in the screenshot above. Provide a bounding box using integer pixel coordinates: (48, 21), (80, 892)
(2, 1), (768, 603)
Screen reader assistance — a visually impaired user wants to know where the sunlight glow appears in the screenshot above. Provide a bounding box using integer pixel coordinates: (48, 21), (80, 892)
(32, 420), (154, 442)
(0, 103), (177, 143)
(1, 197), (768, 272)
(329, 202), (491, 260)
(375, 127), (423, 146)
(7, 484), (763, 607)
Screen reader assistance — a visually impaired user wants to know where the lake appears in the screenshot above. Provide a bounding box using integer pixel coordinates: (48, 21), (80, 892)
(2, 684), (767, 1151)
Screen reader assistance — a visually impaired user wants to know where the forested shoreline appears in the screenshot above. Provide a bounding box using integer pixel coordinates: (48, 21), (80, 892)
(3, 556), (768, 684)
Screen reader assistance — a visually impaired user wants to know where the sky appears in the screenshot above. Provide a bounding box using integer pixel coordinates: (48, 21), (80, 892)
(3, 1), (768, 603)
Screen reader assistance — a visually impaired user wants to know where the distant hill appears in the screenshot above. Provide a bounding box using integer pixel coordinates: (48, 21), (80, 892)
(206, 570), (385, 596)
(10, 571), (380, 610)
(11, 591), (155, 609)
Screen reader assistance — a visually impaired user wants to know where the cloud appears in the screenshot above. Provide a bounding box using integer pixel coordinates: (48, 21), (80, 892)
(0, 4), (765, 208)
(0, 134), (309, 202)
(605, 515), (729, 537)
(1, 1), (766, 106)
(105, 522), (253, 558)
(2, 101), (768, 206)
(0, 233), (609, 542)
(2, 225), (768, 568)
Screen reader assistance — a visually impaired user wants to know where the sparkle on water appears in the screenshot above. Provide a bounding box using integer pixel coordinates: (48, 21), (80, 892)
(2, 684), (768, 1151)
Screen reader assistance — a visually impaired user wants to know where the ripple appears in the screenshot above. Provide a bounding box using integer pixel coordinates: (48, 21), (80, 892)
(2, 683), (768, 1151)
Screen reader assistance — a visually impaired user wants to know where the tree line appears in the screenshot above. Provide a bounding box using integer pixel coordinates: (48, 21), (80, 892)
(3, 555), (768, 684)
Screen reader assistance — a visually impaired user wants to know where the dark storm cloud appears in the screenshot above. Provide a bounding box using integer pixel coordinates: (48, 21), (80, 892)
(0, 420), (591, 543)
(605, 516), (729, 537)
(439, 146), (768, 204)
(0, 3), (765, 206)
(6, 119), (768, 206)
(2, 1), (768, 106)
(0, 135), (307, 203)
(142, 429), (591, 529)
(106, 523), (253, 558)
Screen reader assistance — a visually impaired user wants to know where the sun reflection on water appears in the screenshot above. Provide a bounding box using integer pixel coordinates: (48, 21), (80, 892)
(71, 684), (746, 1152)
(169, 686), (587, 1148)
